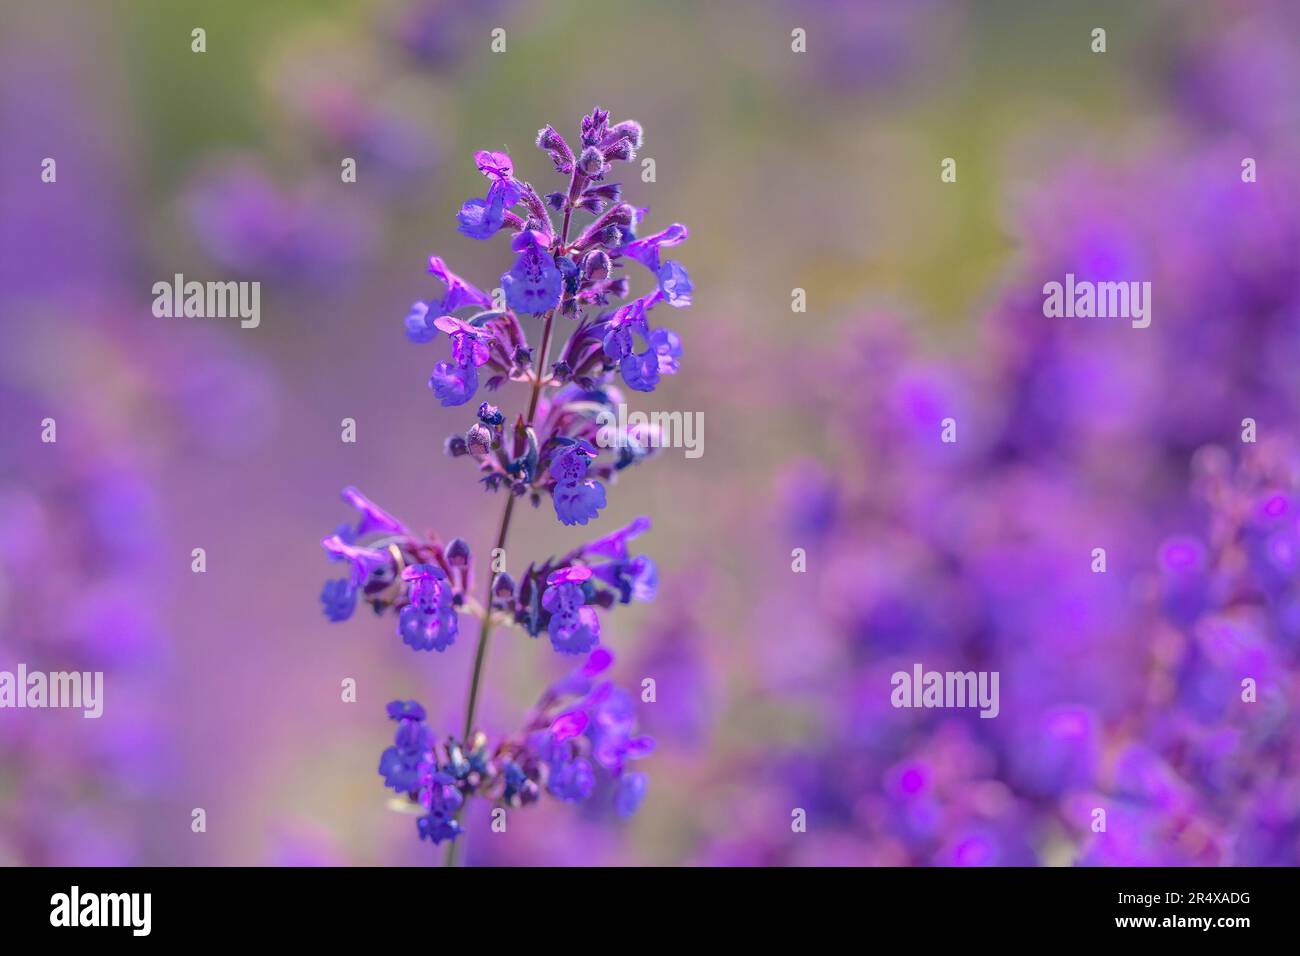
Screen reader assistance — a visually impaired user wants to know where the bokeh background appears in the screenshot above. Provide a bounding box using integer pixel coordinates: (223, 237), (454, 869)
(2, 0), (1299, 865)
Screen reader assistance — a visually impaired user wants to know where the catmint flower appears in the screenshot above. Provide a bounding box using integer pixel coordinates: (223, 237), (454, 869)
(585, 684), (655, 774)
(549, 440), (606, 526)
(456, 150), (525, 241)
(475, 150), (524, 204)
(546, 753), (596, 802)
(398, 564), (459, 651)
(456, 190), (507, 240)
(619, 223), (688, 273)
(320, 578), (358, 622)
(418, 771), (465, 844)
(342, 485), (409, 537)
(429, 316), (493, 407)
(379, 700), (434, 792)
(657, 260), (693, 307)
(613, 771), (648, 817)
(620, 350), (661, 393)
(426, 256), (493, 313)
(404, 301), (437, 343)
(501, 229), (562, 315)
(542, 566), (602, 655)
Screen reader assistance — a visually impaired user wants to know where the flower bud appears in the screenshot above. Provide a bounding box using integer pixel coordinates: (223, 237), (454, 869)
(466, 423), (492, 459)
(582, 250), (611, 282)
(446, 537), (471, 567)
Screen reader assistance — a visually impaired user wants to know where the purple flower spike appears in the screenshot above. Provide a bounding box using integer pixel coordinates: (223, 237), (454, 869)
(330, 108), (678, 852)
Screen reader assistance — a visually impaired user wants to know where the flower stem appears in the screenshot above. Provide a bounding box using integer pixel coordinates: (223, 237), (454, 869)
(443, 305), (559, 868)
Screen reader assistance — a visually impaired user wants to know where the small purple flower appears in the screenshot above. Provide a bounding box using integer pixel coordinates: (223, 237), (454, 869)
(342, 486), (409, 537)
(542, 566), (601, 654)
(320, 578), (358, 622)
(379, 700), (434, 792)
(619, 223), (688, 273)
(502, 230), (563, 315)
(550, 441), (606, 526)
(404, 301), (437, 343)
(456, 151), (526, 241)
(620, 349), (661, 392)
(547, 754), (596, 802)
(430, 360), (479, 407)
(613, 771), (648, 818)
(426, 256), (493, 313)
(648, 327), (682, 374)
(592, 553), (658, 605)
(429, 316), (492, 407)
(587, 685), (655, 775)
(457, 190), (507, 240)
(657, 260), (692, 307)
(474, 149), (525, 206)
(553, 479), (607, 527)
(417, 770), (464, 845)
(398, 564), (459, 652)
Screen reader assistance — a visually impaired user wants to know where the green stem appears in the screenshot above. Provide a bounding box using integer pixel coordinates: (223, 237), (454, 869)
(442, 309), (558, 868)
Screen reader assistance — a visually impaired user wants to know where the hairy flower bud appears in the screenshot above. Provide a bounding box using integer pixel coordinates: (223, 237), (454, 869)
(466, 423), (492, 459)
(535, 124), (574, 174)
(445, 537), (471, 567)
(582, 250), (611, 282)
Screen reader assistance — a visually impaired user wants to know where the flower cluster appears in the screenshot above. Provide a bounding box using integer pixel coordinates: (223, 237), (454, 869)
(320, 109), (682, 856)
(378, 649), (653, 844)
(407, 107), (691, 527)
